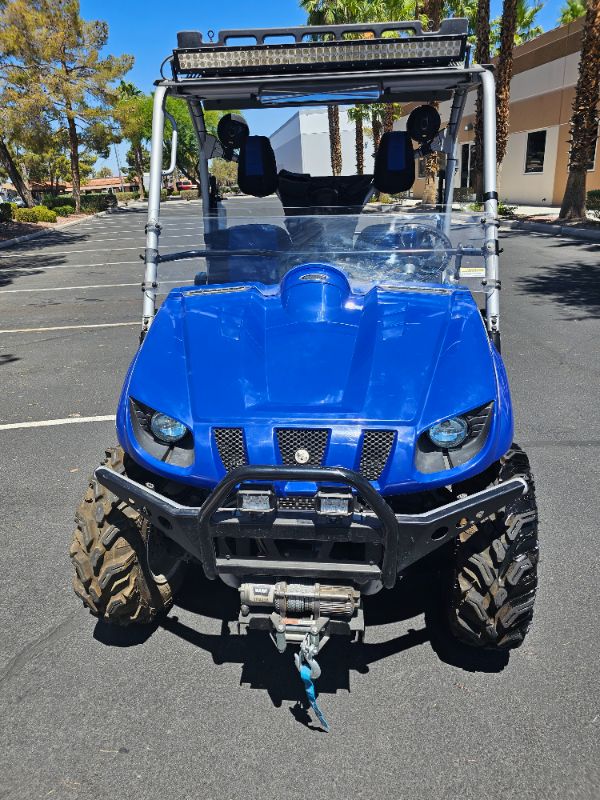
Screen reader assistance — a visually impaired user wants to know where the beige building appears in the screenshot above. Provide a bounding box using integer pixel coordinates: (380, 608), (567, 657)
(404, 17), (599, 206)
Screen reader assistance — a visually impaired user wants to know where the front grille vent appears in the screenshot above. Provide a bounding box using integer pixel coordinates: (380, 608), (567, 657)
(467, 403), (493, 437)
(276, 428), (329, 466)
(214, 428), (247, 472)
(359, 430), (395, 480)
(278, 496), (315, 511)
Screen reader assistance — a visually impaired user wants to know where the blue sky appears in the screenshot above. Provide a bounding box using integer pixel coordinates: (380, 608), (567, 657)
(82, 0), (566, 173)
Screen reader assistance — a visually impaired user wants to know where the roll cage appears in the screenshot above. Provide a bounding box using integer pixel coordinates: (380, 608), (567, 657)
(141, 17), (501, 347)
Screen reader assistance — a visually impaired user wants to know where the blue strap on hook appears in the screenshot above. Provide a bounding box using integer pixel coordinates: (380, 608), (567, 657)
(299, 663), (330, 732)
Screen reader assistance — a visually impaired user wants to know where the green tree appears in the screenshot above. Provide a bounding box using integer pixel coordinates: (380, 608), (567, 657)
(0, 0), (133, 211)
(300, 0), (347, 175)
(210, 158), (238, 190)
(491, 0), (542, 49)
(559, 0), (586, 23)
(347, 105), (370, 174)
(114, 81), (152, 198)
(559, 0), (600, 219)
(95, 166), (114, 179)
(495, 0), (519, 169)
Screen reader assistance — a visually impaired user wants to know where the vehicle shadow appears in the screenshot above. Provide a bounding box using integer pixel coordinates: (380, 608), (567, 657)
(515, 259), (600, 320)
(93, 560), (509, 721)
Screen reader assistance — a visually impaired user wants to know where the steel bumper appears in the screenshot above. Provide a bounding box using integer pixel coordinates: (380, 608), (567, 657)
(95, 463), (527, 589)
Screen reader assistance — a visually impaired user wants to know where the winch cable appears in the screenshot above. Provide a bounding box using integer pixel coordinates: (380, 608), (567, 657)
(295, 635), (329, 732)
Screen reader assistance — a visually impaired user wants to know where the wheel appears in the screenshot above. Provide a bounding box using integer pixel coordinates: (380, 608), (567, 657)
(69, 446), (186, 625)
(448, 445), (539, 650)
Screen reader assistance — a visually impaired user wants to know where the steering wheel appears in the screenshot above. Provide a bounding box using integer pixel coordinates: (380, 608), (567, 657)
(388, 223), (453, 277)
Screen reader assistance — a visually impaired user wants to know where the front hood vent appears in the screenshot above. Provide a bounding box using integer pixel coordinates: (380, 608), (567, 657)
(276, 428), (329, 466)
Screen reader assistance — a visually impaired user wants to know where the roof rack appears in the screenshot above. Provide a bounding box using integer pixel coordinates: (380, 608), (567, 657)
(172, 18), (469, 81)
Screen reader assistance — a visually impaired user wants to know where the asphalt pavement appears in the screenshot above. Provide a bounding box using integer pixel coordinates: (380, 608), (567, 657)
(0, 199), (599, 800)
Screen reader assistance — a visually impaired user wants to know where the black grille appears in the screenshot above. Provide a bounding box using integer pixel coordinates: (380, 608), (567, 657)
(467, 403), (493, 436)
(276, 429), (329, 466)
(131, 399), (152, 432)
(278, 496), (315, 511)
(214, 428), (247, 472)
(359, 430), (395, 480)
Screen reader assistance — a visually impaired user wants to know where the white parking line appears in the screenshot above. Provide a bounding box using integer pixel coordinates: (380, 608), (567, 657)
(0, 321), (138, 334)
(2, 258), (139, 273)
(0, 232), (202, 259)
(0, 280), (181, 295)
(0, 414), (116, 431)
(3, 255), (203, 274)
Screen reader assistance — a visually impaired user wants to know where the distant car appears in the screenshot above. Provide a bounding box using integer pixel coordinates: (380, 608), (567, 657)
(13, 196), (25, 207)
(175, 180), (195, 191)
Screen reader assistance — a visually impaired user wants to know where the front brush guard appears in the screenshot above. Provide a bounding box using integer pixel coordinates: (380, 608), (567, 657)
(95, 463), (527, 588)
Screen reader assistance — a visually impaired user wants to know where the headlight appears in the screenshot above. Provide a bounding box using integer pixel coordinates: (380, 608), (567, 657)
(150, 412), (188, 443)
(428, 416), (468, 449)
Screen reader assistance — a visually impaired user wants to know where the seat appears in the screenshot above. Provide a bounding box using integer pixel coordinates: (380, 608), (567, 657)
(373, 132), (415, 194)
(203, 224), (292, 284)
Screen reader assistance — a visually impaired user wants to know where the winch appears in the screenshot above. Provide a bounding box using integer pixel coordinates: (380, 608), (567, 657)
(239, 581), (360, 619)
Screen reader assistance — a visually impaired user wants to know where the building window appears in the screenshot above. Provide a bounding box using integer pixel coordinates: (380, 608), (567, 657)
(525, 130), (546, 173)
(460, 143), (476, 188)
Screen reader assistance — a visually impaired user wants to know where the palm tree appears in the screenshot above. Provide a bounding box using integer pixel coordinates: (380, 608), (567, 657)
(559, 0), (587, 24)
(347, 104), (371, 174)
(495, 0), (519, 170)
(512, 0), (543, 44)
(300, 0), (349, 176)
(559, 0), (600, 219)
(472, 0), (490, 200)
(421, 0), (443, 205)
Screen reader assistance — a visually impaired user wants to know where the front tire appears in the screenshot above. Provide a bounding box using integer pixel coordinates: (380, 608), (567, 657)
(69, 447), (185, 625)
(448, 445), (539, 650)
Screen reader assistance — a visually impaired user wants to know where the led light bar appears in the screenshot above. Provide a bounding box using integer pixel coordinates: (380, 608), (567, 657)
(174, 36), (466, 77)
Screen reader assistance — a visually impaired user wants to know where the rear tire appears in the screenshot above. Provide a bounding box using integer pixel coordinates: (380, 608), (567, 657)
(448, 445), (539, 650)
(69, 447), (185, 625)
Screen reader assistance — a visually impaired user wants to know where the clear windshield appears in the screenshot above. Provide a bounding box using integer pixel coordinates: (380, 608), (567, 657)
(156, 207), (487, 295)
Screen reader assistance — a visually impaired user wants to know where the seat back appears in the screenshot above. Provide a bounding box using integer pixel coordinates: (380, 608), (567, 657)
(237, 136), (278, 197)
(204, 224), (291, 284)
(373, 132), (415, 194)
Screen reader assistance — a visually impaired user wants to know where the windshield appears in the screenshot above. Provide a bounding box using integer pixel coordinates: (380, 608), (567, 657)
(156, 207), (486, 295)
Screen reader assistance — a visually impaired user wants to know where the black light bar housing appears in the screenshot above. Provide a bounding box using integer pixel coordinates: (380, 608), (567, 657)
(172, 19), (469, 80)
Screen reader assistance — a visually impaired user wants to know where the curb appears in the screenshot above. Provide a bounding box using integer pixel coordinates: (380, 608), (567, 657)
(505, 219), (600, 243)
(0, 207), (116, 251)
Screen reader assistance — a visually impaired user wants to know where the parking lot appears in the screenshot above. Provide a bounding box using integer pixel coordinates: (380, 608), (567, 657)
(1, 200), (599, 800)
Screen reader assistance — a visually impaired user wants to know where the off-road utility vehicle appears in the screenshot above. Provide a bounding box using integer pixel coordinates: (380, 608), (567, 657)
(70, 18), (539, 730)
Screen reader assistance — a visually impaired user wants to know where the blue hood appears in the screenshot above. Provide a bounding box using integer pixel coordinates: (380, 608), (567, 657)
(118, 265), (513, 493)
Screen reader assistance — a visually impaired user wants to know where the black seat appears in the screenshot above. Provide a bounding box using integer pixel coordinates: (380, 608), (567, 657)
(203, 224), (292, 285)
(277, 170), (373, 215)
(373, 132), (415, 194)
(237, 136), (278, 198)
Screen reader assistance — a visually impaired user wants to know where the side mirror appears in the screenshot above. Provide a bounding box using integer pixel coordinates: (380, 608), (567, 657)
(407, 105), (441, 144)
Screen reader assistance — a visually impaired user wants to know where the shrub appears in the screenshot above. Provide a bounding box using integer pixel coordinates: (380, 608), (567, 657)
(0, 202), (13, 222)
(14, 205), (57, 223)
(587, 189), (600, 220)
(80, 193), (117, 212)
(42, 194), (75, 210)
(115, 191), (140, 204)
(53, 205), (74, 216)
(180, 189), (199, 201)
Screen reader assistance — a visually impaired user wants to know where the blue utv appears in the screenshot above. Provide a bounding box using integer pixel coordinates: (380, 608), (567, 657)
(70, 17), (539, 727)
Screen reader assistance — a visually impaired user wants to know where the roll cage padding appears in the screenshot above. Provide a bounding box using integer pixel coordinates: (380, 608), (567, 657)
(237, 135), (278, 197)
(373, 131), (415, 194)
